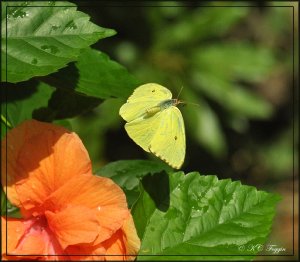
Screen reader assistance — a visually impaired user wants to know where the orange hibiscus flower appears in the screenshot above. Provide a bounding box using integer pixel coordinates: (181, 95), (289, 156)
(1, 120), (140, 260)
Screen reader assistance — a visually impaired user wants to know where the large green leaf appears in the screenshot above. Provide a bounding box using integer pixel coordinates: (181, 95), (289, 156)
(2, 1), (116, 83)
(97, 160), (172, 207)
(132, 172), (280, 260)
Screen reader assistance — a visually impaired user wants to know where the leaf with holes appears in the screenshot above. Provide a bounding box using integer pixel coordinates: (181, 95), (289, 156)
(1, 1), (116, 83)
(132, 172), (281, 260)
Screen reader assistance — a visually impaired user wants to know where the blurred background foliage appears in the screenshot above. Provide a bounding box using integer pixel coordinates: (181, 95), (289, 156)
(72, 2), (297, 256)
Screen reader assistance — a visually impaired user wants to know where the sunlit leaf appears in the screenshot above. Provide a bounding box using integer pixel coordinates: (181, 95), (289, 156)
(132, 171), (281, 260)
(1, 1), (116, 83)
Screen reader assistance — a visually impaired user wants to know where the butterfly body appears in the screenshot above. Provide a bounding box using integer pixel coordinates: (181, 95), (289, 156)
(119, 83), (186, 169)
(146, 99), (179, 115)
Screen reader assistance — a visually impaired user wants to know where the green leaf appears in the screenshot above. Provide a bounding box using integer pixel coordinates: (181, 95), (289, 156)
(1, 80), (54, 134)
(2, 1), (116, 83)
(1, 114), (12, 138)
(97, 160), (172, 207)
(75, 48), (140, 99)
(194, 73), (273, 119)
(191, 42), (275, 120)
(33, 87), (102, 121)
(53, 119), (73, 130)
(193, 42), (275, 83)
(41, 48), (140, 99)
(155, 7), (249, 48)
(1, 188), (21, 218)
(132, 172), (281, 260)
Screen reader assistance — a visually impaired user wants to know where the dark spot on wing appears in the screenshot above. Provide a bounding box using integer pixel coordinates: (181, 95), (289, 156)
(152, 89), (155, 92)
(174, 136), (177, 140)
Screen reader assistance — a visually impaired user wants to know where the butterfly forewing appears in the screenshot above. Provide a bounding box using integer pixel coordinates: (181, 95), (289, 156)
(119, 83), (172, 122)
(127, 83), (172, 102)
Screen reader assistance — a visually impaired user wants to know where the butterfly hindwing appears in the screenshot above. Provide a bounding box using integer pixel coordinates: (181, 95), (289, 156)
(149, 107), (185, 169)
(124, 113), (162, 153)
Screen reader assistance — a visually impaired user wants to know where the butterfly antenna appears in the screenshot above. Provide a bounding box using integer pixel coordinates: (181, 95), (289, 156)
(176, 86), (184, 100)
(179, 100), (201, 108)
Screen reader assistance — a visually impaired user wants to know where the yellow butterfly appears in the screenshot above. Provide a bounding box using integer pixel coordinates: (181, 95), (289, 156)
(119, 83), (185, 169)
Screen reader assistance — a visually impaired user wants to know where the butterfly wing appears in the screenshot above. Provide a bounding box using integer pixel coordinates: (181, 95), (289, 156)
(124, 113), (162, 153)
(119, 83), (172, 122)
(149, 107), (185, 169)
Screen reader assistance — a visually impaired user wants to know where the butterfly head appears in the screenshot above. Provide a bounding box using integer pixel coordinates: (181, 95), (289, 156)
(173, 99), (186, 107)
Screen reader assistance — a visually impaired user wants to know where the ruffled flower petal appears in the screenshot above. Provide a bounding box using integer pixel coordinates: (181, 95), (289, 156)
(45, 205), (100, 249)
(1, 120), (92, 210)
(65, 244), (106, 261)
(102, 214), (140, 261)
(1, 120), (140, 260)
(44, 174), (129, 243)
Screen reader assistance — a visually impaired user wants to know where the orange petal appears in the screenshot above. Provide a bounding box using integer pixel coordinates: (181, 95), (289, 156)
(102, 214), (140, 261)
(1, 216), (27, 259)
(1, 216), (63, 260)
(65, 243), (106, 261)
(45, 205), (100, 249)
(102, 230), (126, 261)
(121, 214), (141, 260)
(1, 120), (92, 210)
(45, 174), (129, 243)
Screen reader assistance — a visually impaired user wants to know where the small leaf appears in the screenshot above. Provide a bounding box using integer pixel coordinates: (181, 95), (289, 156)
(132, 172), (281, 260)
(2, 1), (116, 83)
(97, 160), (172, 207)
(1, 188), (21, 218)
(33, 87), (102, 121)
(1, 80), (54, 133)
